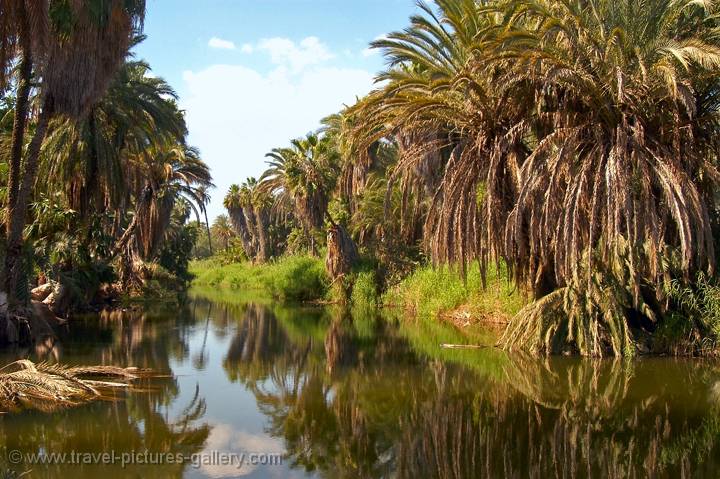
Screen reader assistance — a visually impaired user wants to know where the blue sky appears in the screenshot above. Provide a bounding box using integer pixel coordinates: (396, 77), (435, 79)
(133, 0), (419, 219)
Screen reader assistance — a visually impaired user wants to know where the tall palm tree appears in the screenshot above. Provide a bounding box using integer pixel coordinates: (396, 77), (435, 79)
(110, 143), (211, 287)
(4, 0), (146, 312)
(39, 59), (185, 219)
(261, 133), (340, 254)
(223, 179), (272, 262)
(1, 0), (50, 241)
(224, 184), (254, 259)
(130, 144), (212, 261)
(211, 215), (235, 251)
(351, 0), (527, 279)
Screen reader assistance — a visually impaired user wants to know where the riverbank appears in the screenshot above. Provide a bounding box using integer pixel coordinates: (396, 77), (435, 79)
(189, 255), (524, 335)
(190, 256), (328, 302)
(189, 255), (720, 356)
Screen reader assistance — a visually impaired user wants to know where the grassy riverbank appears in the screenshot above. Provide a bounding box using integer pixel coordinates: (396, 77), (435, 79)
(190, 255), (524, 332)
(190, 256), (328, 302)
(384, 262), (525, 326)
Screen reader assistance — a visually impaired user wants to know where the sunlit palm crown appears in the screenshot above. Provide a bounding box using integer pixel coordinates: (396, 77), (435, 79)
(339, 0), (720, 355)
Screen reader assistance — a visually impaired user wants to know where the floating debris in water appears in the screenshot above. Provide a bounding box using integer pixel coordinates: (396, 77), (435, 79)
(0, 360), (155, 413)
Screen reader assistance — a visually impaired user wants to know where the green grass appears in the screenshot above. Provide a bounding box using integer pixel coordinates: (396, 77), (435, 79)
(350, 269), (379, 309)
(383, 261), (525, 323)
(190, 255), (328, 302)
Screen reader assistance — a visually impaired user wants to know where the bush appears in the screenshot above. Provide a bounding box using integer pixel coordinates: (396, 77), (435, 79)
(265, 256), (328, 302)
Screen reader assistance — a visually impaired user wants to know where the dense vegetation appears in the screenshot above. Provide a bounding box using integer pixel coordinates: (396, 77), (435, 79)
(213, 0), (720, 357)
(0, 1), (212, 339)
(3, 0), (720, 357)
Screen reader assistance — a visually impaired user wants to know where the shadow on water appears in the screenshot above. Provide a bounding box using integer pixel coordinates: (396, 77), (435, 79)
(0, 291), (719, 478)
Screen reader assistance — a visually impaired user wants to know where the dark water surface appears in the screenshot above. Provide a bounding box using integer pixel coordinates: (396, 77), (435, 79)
(1, 289), (719, 478)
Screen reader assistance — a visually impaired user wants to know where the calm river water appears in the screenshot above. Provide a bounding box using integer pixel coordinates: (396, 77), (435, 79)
(0, 289), (719, 478)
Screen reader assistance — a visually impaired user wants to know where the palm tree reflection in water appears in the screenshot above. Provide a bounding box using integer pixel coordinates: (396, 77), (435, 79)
(221, 302), (720, 479)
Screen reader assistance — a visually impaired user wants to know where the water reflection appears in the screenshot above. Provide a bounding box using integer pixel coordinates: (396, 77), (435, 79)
(219, 303), (720, 479)
(0, 295), (718, 478)
(0, 304), (210, 478)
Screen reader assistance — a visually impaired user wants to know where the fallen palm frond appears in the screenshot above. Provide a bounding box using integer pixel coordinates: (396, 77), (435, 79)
(0, 360), (154, 413)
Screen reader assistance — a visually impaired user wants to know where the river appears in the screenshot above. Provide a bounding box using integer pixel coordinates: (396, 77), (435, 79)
(0, 288), (718, 478)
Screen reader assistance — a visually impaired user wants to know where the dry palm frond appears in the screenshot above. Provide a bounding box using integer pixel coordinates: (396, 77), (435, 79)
(0, 360), (153, 413)
(499, 246), (643, 357)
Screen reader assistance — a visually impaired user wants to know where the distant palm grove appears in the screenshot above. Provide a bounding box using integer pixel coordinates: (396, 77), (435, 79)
(3, 0), (720, 357)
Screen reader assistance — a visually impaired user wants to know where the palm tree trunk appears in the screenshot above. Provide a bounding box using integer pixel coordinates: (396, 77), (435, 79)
(109, 183), (153, 260)
(4, 99), (53, 312)
(244, 206), (260, 261)
(229, 209), (253, 258)
(203, 207), (213, 255)
(255, 208), (270, 263)
(6, 5), (33, 232)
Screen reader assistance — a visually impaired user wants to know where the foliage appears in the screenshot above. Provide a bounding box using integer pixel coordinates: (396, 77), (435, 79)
(385, 261), (524, 323)
(0, 32), (212, 317)
(190, 255), (329, 303)
(157, 204), (200, 284)
(211, 0), (720, 356)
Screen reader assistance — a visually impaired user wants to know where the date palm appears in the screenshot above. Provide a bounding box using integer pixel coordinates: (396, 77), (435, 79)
(355, 0), (527, 279)
(212, 215), (235, 251)
(112, 143), (211, 287)
(39, 59), (185, 218)
(4, 0), (146, 312)
(496, 0), (720, 355)
(223, 179), (272, 262)
(261, 133), (340, 254)
(362, 0), (720, 355)
(131, 145), (212, 261)
(0, 0), (49, 239)
(224, 184), (254, 259)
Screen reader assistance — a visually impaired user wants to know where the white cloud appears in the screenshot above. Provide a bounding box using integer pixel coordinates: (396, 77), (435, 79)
(256, 36), (334, 72)
(240, 43), (254, 54)
(181, 61), (374, 219)
(208, 37), (236, 50)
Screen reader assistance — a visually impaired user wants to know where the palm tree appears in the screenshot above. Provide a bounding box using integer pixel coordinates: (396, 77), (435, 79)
(355, 0), (720, 355)
(496, 0), (720, 355)
(223, 178), (273, 262)
(39, 59), (185, 219)
(4, 0), (147, 312)
(1, 0), (50, 245)
(111, 142), (211, 287)
(349, 0), (528, 281)
(211, 215), (235, 251)
(261, 133), (340, 255)
(131, 145), (212, 260)
(224, 184), (254, 259)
